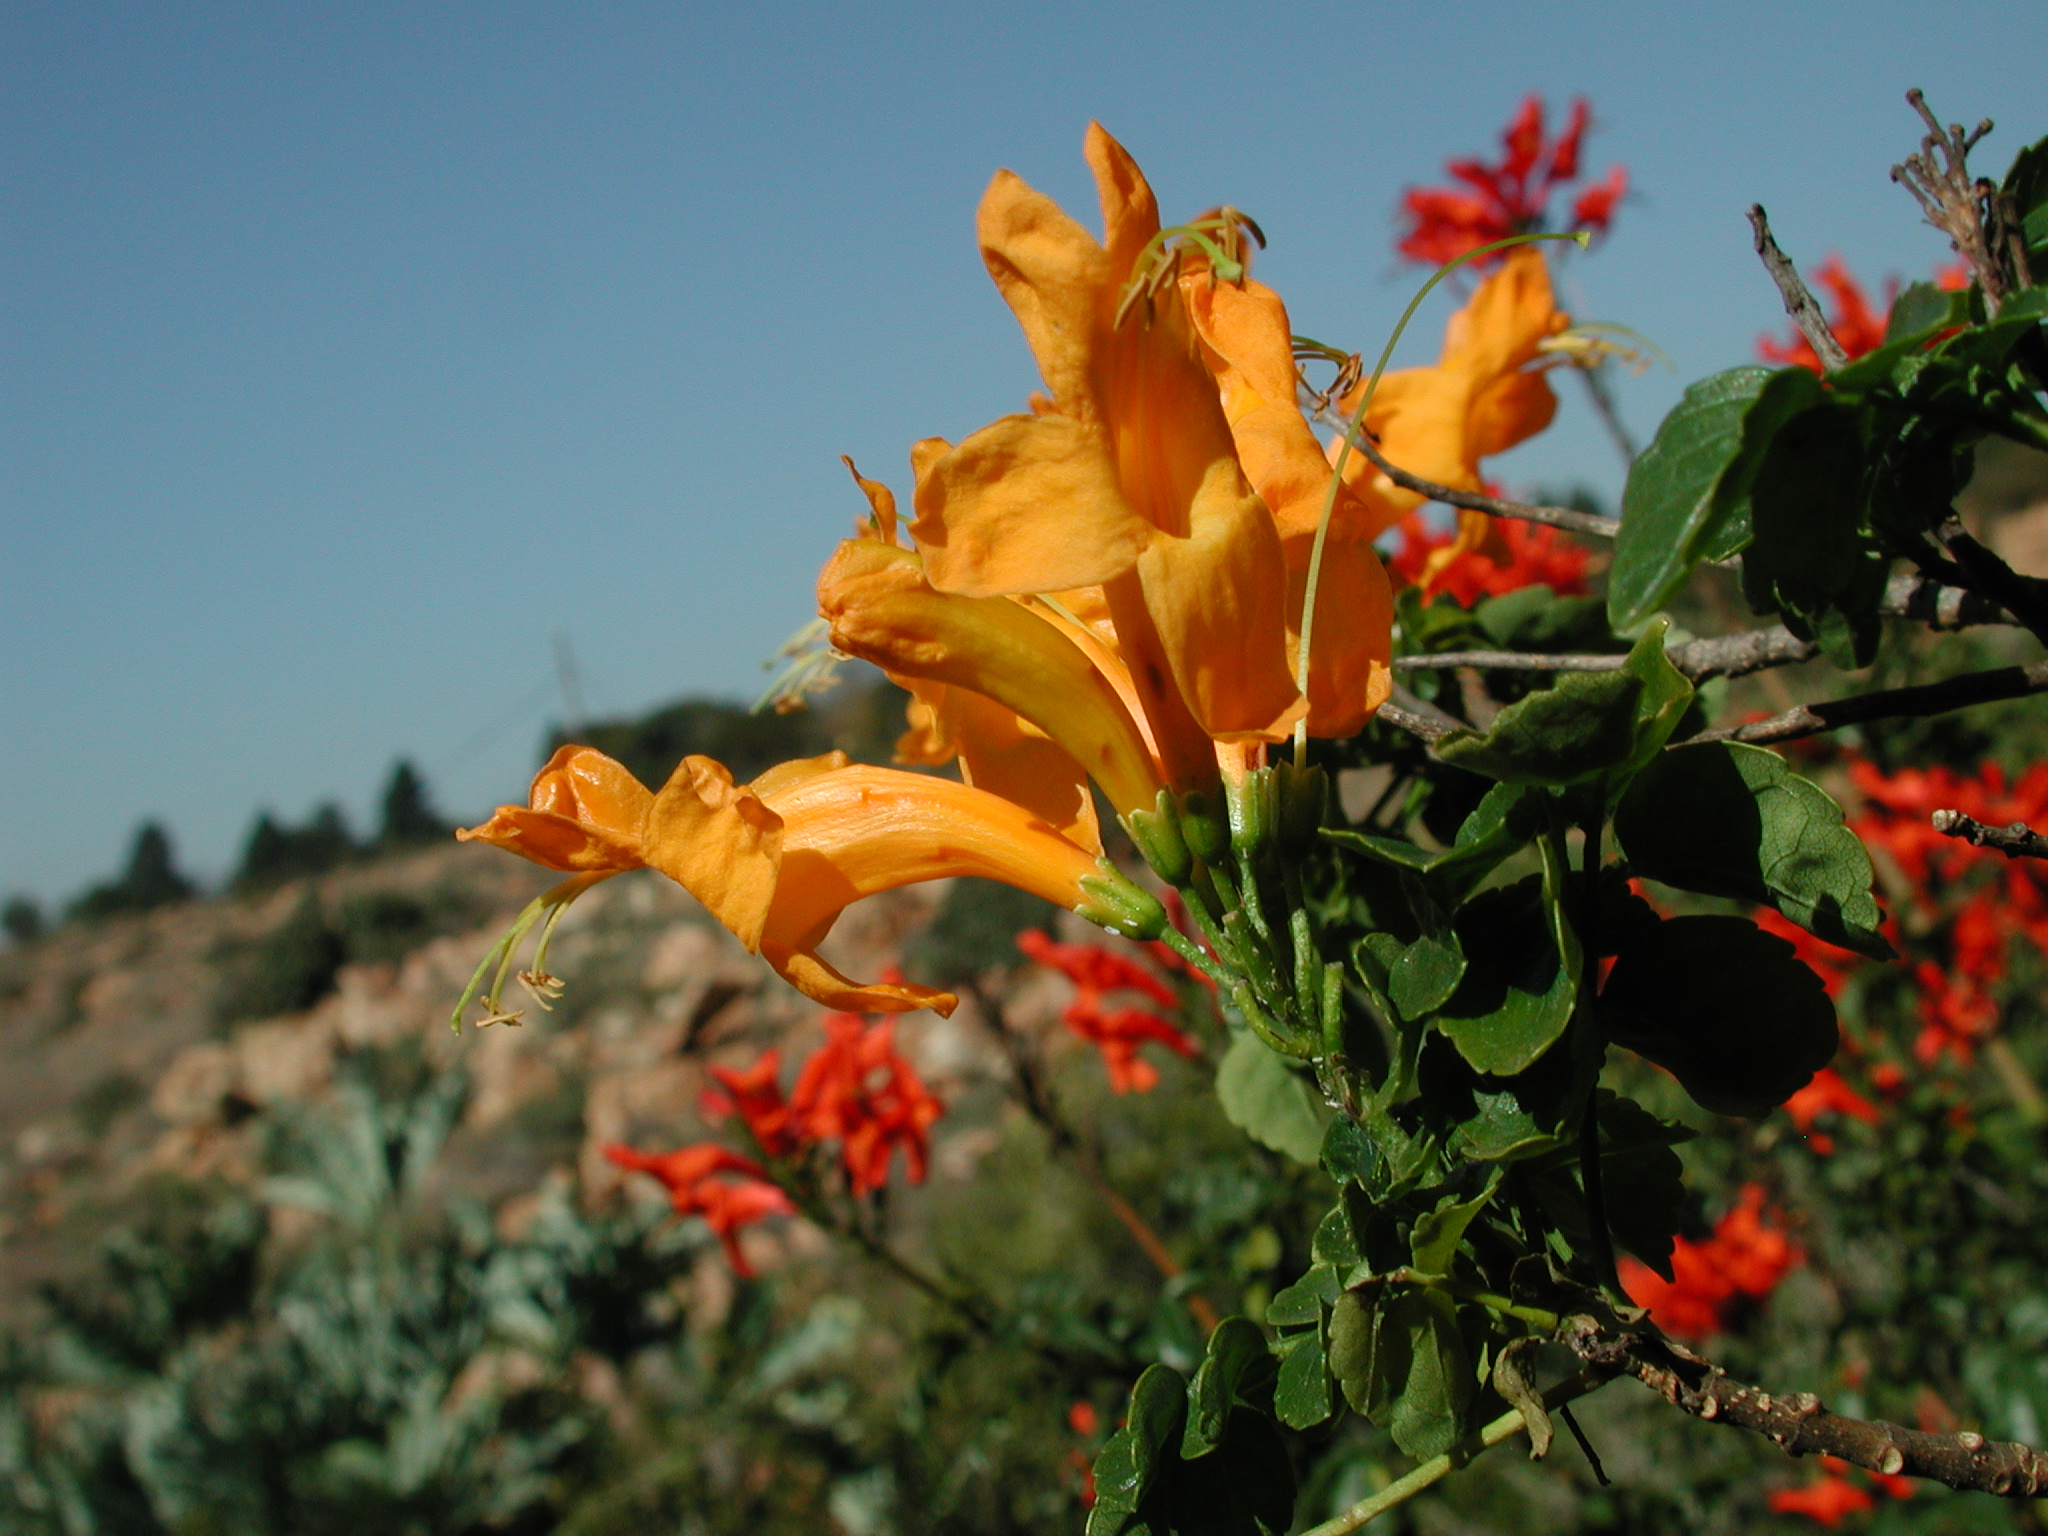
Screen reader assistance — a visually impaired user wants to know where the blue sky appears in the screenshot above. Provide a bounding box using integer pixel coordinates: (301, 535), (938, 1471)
(4, 1), (2043, 906)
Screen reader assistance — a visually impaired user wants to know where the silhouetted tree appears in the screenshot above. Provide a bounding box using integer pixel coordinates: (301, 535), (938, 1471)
(69, 823), (196, 921)
(3, 896), (45, 945)
(376, 759), (447, 847)
(232, 805), (356, 892)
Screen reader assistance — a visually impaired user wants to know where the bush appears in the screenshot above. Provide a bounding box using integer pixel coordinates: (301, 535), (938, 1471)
(213, 893), (347, 1025)
(68, 823), (195, 921)
(3, 897), (44, 945)
(377, 760), (448, 848)
(233, 805), (358, 893)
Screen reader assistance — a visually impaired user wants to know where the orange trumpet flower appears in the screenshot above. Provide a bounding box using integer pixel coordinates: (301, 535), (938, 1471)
(906, 123), (1305, 791)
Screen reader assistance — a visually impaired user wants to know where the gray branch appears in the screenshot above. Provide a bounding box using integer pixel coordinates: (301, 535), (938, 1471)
(1685, 660), (2048, 747)
(1560, 1316), (2048, 1498)
(1747, 205), (1850, 372)
(1931, 810), (2048, 861)
(1345, 430), (1621, 539)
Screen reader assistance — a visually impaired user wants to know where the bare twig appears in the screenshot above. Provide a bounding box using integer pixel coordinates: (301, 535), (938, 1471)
(1891, 89), (2012, 313)
(1390, 573), (2013, 685)
(1560, 1316), (2048, 1497)
(1928, 518), (2048, 649)
(1931, 809), (2048, 861)
(1347, 430), (1620, 538)
(1685, 660), (2048, 747)
(1747, 205), (1850, 372)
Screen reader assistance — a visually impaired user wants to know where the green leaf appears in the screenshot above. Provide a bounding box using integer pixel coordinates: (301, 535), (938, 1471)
(1216, 1034), (1330, 1165)
(1169, 1410), (1295, 1536)
(1311, 1200), (1363, 1270)
(1088, 1364), (1189, 1534)
(1435, 669), (1644, 787)
(1436, 878), (1580, 1076)
(1595, 1094), (1692, 1280)
(1742, 395), (1882, 662)
(1274, 1330), (1335, 1430)
(1326, 1288), (1390, 1422)
(1618, 618), (1696, 783)
(1600, 914), (1839, 1117)
(1185, 1317), (1277, 1455)
(1609, 366), (1776, 629)
(1408, 1173), (1501, 1278)
(1381, 1289), (1475, 1459)
(1265, 1265), (1340, 1328)
(2003, 133), (2048, 260)
(1389, 933), (1467, 1022)
(1886, 281), (1970, 343)
(1615, 741), (1891, 958)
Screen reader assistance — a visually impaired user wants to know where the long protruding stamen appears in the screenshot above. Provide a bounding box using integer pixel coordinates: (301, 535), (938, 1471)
(1114, 209), (1265, 329)
(1292, 231), (1589, 757)
(447, 870), (611, 1031)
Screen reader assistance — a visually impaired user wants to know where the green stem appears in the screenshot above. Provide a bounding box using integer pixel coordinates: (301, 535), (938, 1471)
(1299, 1370), (1610, 1536)
(1575, 801), (1621, 1296)
(1293, 230), (1589, 757)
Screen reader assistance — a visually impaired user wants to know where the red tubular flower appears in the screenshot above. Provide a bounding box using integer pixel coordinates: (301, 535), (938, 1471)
(1018, 929), (1199, 1091)
(702, 1050), (800, 1158)
(1783, 1067), (1882, 1155)
(1397, 95), (1626, 266)
(1619, 1184), (1800, 1339)
(1769, 1472), (1876, 1527)
(603, 1142), (793, 1276)
(1061, 992), (1200, 1093)
(1017, 928), (1178, 1009)
(789, 1013), (944, 1194)
(1386, 511), (1590, 604)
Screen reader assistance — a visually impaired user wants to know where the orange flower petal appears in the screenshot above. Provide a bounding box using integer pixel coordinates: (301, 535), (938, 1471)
(773, 950), (960, 1019)
(1285, 534), (1395, 738)
(891, 679), (1103, 854)
(641, 756), (785, 952)
(455, 745), (652, 872)
(818, 536), (1161, 818)
(1133, 459), (1305, 743)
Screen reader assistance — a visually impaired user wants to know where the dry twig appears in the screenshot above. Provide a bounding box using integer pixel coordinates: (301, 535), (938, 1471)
(1686, 660), (2048, 747)
(1890, 89), (2023, 312)
(1931, 809), (2048, 861)
(1561, 1316), (2048, 1497)
(1346, 431), (1620, 538)
(1746, 205), (1850, 371)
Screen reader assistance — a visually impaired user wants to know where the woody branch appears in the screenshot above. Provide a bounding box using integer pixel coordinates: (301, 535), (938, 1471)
(1558, 1315), (2048, 1497)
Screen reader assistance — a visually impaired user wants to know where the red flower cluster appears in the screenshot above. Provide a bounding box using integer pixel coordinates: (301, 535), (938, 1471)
(1619, 1184), (1802, 1339)
(1397, 95), (1626, 267)
(1018, 928), (1199, 1093)
(1387, 512), (1592, 604)
(602, 1143), (793, 1277)
(1848, 759), (2048, 1062)
(1782, 1068), (1882, 1155)
(1768, 1456), (1914, 1526)
(1758, 257), (1971, 373)
(705, 1013), (946, 1194)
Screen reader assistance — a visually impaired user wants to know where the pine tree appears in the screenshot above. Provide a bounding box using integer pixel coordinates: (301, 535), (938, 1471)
(377, 760), (446, 847)
(70, 823), (196, 920)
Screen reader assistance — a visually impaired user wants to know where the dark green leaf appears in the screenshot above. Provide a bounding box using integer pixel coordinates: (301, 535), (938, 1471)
(1216, 1034), (1329, 1166)
(1389, 933), (1467, 1022)
(1435, 669), (1645, 787)
(1609, 366), (1776, 628)
(1436, 879), (1580, 1076)
(1088, 1364), (1190, 1533)
(1615, 741), (1890, 958)
(1170, 1410), (1295, 1536)
(1619, 618), (1696, 780)
(1185, 1317), (1277, 1455)
(1274, 1330), (1335, 1430)
(1886, 281), (1969, 343)
(2004, 134), (2048, 260)
(1595, 1094), (1692, 1280)
(1706, 366), (1829, 568)
(1409, 1175), (1500, 1278)
(1326, 1288), (1390, 1421)
(1266, 1265), (1340, 1328)
(1310, 1200), (1363, 1270)
(1384, 1289), (1475, 1459)
(1600, 914), (1838, 1117)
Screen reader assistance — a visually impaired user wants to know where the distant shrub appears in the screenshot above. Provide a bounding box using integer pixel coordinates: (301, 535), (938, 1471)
(68, 823), (196, 921)
(2, 896), (44, 945)
(376, 759), (448, 848)
(213, 893), (346, 1025)
(232, 804), (358, 893)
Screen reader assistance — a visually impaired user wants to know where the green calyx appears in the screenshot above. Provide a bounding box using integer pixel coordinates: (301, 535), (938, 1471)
(1076, 864), (1169, 941)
